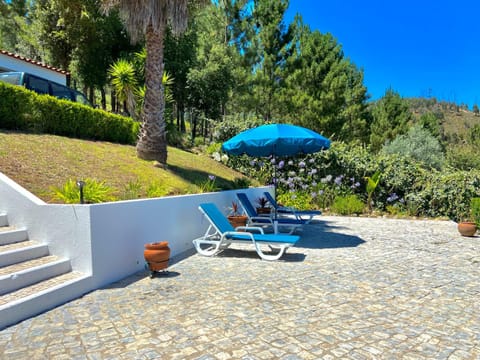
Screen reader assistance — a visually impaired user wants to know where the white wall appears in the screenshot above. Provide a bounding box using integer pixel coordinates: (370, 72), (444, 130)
(0, 53), (67, 85)
(88, 188), (268, 287)
(0, 172), (270, 288)
(0, 173), (93, 273)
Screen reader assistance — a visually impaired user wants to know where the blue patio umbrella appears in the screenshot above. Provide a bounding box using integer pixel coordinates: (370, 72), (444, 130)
(222, 124), (330, 231)
(222, 124), (330, 157)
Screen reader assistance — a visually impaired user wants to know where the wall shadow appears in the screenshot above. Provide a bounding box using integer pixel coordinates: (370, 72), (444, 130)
(295, 219), (366, 249)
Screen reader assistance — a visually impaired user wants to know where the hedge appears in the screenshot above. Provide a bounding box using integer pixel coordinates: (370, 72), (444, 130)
(0, 81), (139, 144)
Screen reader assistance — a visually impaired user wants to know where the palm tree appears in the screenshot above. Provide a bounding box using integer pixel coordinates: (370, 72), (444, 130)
(102, 0), (189, 164)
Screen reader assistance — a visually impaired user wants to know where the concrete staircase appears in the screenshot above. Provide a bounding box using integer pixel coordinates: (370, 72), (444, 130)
(0, 212), (91, 330)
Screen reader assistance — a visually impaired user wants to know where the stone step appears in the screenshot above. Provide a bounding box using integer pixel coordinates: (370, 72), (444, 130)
(0, 213), (7, 227)
(0, 271), (92, 330)
(0, 228), (28, 246)
(0, 256), (72, 295)
(0, 241), (49, 267)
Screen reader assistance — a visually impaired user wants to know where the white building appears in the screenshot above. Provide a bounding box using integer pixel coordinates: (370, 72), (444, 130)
(0, 49), (70, 86)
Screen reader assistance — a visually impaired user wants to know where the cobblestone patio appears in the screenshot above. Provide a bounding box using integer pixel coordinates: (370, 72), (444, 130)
(0, 216), (479, 359)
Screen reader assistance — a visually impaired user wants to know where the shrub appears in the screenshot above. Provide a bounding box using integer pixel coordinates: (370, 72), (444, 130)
(445, 144), (480, 170)
(212, 112), (263, 142)
(51, 178), (115, 204)
(221, 140), (480, 220)
(407, 171), (480, 221)
(330, 195), (364, 215)
(0, 82), (139, 144)
(146, 182), (169, 197)
(122, 179), (143, 200)
(381, 124), (445, 170)
(277, 191), (315, 211)
(470, 197), (480, 226)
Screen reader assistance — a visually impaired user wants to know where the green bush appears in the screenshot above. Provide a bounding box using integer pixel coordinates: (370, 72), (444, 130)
(407, 171), (480, 221)
(470, 197), (480, 226)
(51, 178), (115, 204)
(213, 112), (263, 142)
(381, 124), (445, 170)
(0, 82), (139, 144)
(330, 195), (364, 215)
(277, 191), (316, 211)
(445, 144), (480, 170)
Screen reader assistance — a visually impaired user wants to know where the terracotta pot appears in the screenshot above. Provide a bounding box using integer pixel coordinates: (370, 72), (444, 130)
(457, 222), (477, 237)
(256, 207), (271, 215)
(228, 215), (248, 228)
(144, 241), (170, 272)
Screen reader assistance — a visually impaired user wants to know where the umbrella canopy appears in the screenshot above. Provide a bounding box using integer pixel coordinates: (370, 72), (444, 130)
(222, 124), (330, 157)
(222, 124), (330, 233)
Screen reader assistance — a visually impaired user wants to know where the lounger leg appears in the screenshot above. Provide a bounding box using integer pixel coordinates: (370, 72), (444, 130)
(254, 243), (287, 261)
(193, 239), (222, 257)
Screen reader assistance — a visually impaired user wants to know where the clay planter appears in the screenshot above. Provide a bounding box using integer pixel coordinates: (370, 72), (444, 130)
(144, 241), (170, 273)
(256, 207), (271, 215)
(457, 222), (477, 237)
(227, 215), (248, 228)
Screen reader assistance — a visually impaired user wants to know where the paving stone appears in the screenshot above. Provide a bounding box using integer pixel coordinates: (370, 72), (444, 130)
(1, 216), (478, 358)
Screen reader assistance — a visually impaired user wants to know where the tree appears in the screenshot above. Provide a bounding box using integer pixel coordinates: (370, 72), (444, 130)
(164, 26), (197, 133)
(418, 111), (442, 140)
(249, 0), (293, 121)
(279, 18), (370, 142)
(102, 0), (193, 164)
(0, 0), (44, 59)
(34, 0), (134, 106)
(473, 104), (479, 116)
(370, 89), (412, 152)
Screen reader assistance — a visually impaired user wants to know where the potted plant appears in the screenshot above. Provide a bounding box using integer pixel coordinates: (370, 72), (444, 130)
(457, 197), (480, 237)
(256, 196), (271, 215)
(227, 201), (248, 228)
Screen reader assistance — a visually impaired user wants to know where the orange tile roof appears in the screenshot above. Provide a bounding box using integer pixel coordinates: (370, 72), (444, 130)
(0, 49), (70, 75)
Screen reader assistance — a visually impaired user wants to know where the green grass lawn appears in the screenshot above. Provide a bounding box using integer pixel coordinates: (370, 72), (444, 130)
(0, 130), (253, 203)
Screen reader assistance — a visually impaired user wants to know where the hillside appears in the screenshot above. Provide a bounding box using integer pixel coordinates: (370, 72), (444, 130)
(0, 131), (250, 203)
(407, 97), (480, 138)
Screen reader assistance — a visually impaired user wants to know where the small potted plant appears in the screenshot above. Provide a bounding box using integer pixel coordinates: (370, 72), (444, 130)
(457, 197), (480, 237)
(227, 200), (248, 228)
(256, 196), (271, 215)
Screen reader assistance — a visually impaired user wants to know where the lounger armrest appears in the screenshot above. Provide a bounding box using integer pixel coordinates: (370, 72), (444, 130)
(279, 206), (296, 212)
(251, 216), (273, 224)
(235, 226), (264, 234)
(223, 231), (255, 240)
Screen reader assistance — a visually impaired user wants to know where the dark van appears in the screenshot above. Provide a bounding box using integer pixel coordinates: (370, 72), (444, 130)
(0, 71), (92, 107)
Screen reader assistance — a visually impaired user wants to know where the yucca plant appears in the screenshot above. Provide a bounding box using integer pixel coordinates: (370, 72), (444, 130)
(108, 59), (138, 116)
(365, 170), (381, 212)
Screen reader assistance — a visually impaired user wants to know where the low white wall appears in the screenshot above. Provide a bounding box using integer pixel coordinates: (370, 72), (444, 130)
(0, 172), (270, 288)
(88, 188), (268, 287)
(0, 173), (93, 274)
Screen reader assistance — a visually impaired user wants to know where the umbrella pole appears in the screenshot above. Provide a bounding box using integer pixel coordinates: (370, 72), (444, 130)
(273, 155), (278, 232)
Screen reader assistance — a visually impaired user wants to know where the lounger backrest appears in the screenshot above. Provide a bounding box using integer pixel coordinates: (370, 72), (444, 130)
(263, 192), (277, 207)
(236, 192), (257, 218)
(199, 203), (235, 233)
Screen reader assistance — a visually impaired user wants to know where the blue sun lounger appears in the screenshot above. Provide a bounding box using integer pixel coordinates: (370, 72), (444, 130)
(193, 203), (299, 260)
(236, 192), (307, 234)
(263, 191), (321, 223)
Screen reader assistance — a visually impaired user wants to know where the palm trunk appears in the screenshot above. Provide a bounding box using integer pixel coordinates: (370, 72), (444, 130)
(136, 24), (168, 164)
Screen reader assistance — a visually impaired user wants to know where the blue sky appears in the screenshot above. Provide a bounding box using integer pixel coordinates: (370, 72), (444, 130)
(285, 1), (480, 108)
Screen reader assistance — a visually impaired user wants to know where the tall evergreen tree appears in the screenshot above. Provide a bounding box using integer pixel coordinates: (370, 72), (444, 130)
(249, 0), (292, 121)
(370, 88), (412, 152)
(280, 18), (370, 142)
